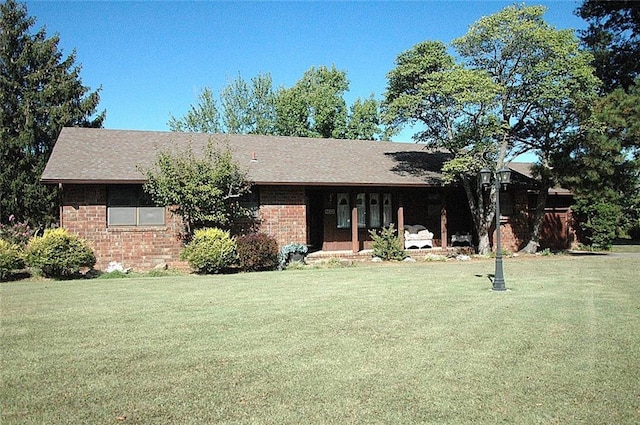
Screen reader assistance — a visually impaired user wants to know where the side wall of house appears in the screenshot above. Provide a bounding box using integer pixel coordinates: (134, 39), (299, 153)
(258, 186), (307, 247)
(61, 184), (184, 271)
(499, 192), (574, 252)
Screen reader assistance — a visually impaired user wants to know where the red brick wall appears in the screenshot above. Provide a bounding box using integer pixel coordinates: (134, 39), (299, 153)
(497, 191), (574, 252)
(61, 184), (184, 271)
(258, 186), (307, 247)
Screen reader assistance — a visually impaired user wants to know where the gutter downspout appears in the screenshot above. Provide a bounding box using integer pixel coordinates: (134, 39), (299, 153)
(58, 183), (63, 228)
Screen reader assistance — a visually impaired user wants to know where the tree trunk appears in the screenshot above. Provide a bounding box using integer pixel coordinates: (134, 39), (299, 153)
(477, 225), (492, 255)
(461, 175), (495, 255)
(519, 171), (551, 254)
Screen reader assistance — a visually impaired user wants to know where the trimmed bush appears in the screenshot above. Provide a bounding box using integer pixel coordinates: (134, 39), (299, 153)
(369, 224), (406, 261)
(25, 228), (96, 278)
(236, 232), (279, 272)
(0, 239), (25, 281)
(180, 228), (237, 274)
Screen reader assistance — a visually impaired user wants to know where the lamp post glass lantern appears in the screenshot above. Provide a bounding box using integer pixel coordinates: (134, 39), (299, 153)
(480, 166), (511, 291)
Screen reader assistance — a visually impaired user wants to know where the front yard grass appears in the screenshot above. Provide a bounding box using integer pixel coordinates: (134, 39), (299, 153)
(1, 255), (639, 424)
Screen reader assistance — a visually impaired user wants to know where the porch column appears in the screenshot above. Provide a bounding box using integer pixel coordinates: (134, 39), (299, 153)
(397, 202), (405, 246)
(351, 204), (359, 253)
(440, 193), (448, 249)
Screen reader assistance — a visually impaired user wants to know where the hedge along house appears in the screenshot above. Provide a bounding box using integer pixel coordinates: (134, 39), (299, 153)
(41, 127), (573, 270)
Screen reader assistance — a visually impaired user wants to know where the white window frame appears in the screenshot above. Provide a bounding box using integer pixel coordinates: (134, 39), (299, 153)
(336, 193), (350, 229)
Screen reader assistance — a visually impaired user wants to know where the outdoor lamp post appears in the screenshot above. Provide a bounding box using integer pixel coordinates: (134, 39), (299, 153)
(480, 166), (512, 291)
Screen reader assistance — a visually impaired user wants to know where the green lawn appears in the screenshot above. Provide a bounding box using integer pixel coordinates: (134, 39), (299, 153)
(612, 240), (640, 253)
(2, 255), (639, 424)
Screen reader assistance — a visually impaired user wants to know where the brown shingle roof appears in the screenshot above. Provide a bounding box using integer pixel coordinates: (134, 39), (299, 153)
(41, 127), (448, 187)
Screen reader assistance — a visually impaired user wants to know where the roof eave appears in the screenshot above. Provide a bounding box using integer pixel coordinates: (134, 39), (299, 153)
(42, 179), (148, 185)
(43, 178), (443, 188)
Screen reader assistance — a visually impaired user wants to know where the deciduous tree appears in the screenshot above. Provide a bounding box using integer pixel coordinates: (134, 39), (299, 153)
(275, 65), (348, 139)
(345, 96), (383, 140)
(172, 66), (384, 140)
(384, 5), (599, 254)
(139, 140), (252, 238)
(383, 40), (500, 254)
(220, 72), (277, 135)
(168, 87), (221, 133)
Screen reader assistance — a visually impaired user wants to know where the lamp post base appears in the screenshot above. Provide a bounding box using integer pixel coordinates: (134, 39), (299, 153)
(492, 280), (507, 291)
(493, 256), (506, 291)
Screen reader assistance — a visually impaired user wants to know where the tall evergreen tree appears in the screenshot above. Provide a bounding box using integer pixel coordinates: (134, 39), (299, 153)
(0, 0), (104, 227)
(577, 0), (640, 92)
(561, 1), (640, 246)
(554, 82), (640, 247)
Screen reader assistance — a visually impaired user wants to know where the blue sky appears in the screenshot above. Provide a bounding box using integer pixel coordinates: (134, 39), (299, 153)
(26, 1), (586, 142)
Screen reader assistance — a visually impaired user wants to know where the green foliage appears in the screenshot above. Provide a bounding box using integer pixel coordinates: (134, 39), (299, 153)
(0, 239), (25, 281)
(369, 224), (406, 261)
(140, 139), (252, 236)
(170, 67), (383, 140)
(220, 73), (277, 135)
(441, 155), (484, 185)
(275, 65), (349, 139)
(236, 232), (279, 272)
(0, 215), (32, 247)
(572, 198), (621, 250)
(345, 96), (384, 140)
(577, 0), (640, 92)
(382, 4), (599, 255)
(180, 228), (238, 274)
(25, 228), (96, 278)
(168, 73), (279, 136)
(278, 243), (309, 269)
(0, 0), (104, 229)
(168, 87), (221, 133)
(554, 82), (640, 244)
(383, 40), (499, 151)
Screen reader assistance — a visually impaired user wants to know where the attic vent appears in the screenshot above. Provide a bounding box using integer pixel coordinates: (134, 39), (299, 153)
(251, 152), (258, 162)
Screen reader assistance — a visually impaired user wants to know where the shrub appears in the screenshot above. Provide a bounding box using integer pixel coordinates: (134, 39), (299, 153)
(369, 224), (406, 261)
(236, 232), (279, 272)
(25, 228), (96, 278)
(96, 269), (131, 279)
(573, 198), (620, 250)
(278, 243), (309, 269)
(180, 228), (237, 273)
(0, 239), (25, 281)
(0, 216), (32, 247)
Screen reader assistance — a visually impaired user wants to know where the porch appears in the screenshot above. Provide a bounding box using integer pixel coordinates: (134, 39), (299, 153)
(305, 187), (475, 253)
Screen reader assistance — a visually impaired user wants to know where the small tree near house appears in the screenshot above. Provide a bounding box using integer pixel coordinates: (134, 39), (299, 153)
(139, 139), (254, 239)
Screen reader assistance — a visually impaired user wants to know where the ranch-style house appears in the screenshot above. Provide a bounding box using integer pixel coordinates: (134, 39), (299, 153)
(41, 127), (573, 270)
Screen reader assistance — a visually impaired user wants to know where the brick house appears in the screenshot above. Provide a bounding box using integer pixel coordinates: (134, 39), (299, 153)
(41, 127), (572, 270)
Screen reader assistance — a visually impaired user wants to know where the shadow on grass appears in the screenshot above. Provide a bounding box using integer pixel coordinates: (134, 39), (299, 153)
(475, 273), (494, 284)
